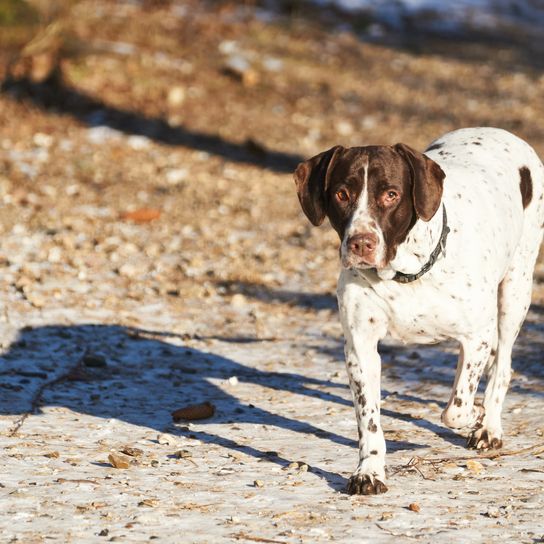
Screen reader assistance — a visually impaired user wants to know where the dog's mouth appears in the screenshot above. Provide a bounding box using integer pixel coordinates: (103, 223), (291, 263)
(341, 254), (385, 271)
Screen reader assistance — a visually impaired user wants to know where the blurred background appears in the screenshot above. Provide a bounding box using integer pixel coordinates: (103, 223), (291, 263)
(0, 0), (543, 333)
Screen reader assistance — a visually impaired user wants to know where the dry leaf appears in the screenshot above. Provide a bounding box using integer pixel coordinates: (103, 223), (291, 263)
(120, 208), (161, 223)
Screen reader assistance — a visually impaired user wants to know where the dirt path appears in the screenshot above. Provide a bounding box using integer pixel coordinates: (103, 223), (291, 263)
(0, 1), (543, 542)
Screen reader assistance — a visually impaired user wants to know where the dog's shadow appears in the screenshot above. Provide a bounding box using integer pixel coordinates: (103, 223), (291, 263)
(0, 323), (436, 492)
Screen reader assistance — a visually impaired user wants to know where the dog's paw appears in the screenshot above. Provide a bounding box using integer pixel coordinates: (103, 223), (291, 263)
(467, 428), (503, 450)
(347, 472), (388, 495)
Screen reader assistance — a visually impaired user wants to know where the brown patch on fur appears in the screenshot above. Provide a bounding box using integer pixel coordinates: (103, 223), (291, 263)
(519, 166), (533, 209)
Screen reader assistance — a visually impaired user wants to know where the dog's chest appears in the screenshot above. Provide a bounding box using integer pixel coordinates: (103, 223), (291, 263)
(362, 272), (490, 344)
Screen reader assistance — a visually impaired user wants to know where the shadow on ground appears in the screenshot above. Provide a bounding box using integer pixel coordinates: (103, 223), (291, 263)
(0, 72), (303, 174)
(216, 280), (544, 399)
(0, 323), (427, 492)
(2, 316), (542, 489)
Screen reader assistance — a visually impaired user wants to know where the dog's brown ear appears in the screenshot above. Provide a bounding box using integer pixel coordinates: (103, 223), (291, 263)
(394, 143), (445, 221)
(294, 145), (343, 226)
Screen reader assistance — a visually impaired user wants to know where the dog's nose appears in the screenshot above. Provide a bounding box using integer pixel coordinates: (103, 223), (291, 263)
(347, 233), (378, 257)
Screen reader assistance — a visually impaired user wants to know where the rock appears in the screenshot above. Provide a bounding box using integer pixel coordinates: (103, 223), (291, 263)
(43, 451), (60, 458)
(167, 86), (186, 106)
(466, 460), (484, 474)
(165, 168), (188, 186)
(108, 453), (131, 469)
(231, 294), (247, 308)
(172, 402), (215, 421)
(82, 353), (107, 368)
(157, 433), (177, 446)
(175, 449), (192, 459)
(120, 446), (143, 457)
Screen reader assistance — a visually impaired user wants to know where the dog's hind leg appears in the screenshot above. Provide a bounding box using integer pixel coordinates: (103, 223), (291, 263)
(441, 325), (495, 431)
(468, 237), (542, 449)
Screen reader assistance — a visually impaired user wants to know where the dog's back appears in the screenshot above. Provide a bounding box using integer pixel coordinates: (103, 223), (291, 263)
(425, 127), (544, 284)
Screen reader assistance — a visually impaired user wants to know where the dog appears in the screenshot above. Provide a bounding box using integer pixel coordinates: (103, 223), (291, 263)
(294, 127), (544, 494)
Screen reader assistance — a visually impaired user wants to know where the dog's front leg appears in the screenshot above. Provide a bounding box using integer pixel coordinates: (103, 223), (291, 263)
(338, 273), (388, 495)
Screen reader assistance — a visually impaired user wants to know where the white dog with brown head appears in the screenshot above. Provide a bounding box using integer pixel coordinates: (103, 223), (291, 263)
(294, 127), (544, 494)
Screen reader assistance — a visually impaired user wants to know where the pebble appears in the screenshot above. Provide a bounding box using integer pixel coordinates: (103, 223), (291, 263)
(165, 168), (188, 186)
(157, 433), (177, 446)
(82, 354), (108, 368)
(167, 86), (186, 107)
(120, 446), (143, 457)
(108, 453), (131, 469)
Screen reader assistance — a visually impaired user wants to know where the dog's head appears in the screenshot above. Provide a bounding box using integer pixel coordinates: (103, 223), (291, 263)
(294, 144), (445, 270)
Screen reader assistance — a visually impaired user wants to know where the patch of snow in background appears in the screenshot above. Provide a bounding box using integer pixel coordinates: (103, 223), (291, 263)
(311, 0), (544, 35)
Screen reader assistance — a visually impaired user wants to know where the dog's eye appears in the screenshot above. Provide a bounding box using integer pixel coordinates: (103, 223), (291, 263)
(336, 189), (350, 202)
(385, 190), (399, 201)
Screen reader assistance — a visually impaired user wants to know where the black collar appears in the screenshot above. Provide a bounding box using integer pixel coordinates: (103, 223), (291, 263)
(392, 205), (450, 284)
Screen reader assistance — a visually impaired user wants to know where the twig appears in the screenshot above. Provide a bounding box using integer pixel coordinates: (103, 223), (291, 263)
(376, 524), (449, 538)
(392, 441), (544, 474)
(6, 353), (86, 437)
(232, 533), (286, 544)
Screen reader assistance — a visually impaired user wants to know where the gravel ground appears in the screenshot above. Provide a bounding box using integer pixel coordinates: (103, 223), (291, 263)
(0, 1), (543, 542)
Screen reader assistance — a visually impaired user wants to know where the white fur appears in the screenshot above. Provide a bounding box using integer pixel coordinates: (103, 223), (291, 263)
(337, 128), (544, 492)
(341, 158), (388, 269)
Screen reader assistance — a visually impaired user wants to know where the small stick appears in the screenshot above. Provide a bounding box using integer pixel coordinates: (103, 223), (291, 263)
(7, 353), (86, 437)
(392, 441), (544, 473)
(232, 533), (287, 544)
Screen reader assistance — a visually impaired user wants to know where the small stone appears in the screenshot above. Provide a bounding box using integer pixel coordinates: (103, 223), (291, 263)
(231, 294), (247, 308)
(172, 402), (215, 422)
(44, 451), (59, 458)
(157, 433), (177, 445)
(408, 502), (420, 513)
(167, 86), (186, 106)
(253, 480), (264, 488)
(82, 354), (107, 368)
(466, 460), (484, 474)
(227, 376), (239, 386)
(175, 449), (192, 459)
(379, 512), (394, 521)
(120, 446), (143, 457)
(33, 132), (53, 148)
(483, 508), (501, 518)
(138, 498), (159, 507)
(165, 168), (188, 186)
(335, 120), (354, 136)
(108, 453), (131, 469)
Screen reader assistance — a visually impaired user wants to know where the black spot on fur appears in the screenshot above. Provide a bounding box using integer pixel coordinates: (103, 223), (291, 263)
(519, 166), (533, 209)
(368, 419), (377, 433)
(426, 142), (443, 152)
